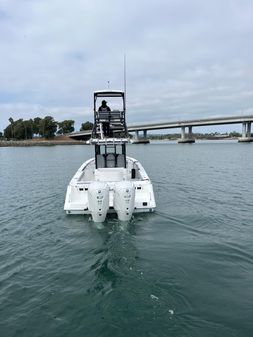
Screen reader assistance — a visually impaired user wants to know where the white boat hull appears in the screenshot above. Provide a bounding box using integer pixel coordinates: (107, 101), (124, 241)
(64, 156), (156, 220)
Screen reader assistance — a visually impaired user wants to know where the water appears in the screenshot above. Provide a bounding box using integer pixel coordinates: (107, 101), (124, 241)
(0, 142), (253, 337)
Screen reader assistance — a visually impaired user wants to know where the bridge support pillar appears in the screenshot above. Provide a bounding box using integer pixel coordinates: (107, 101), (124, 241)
(181, 126), (185, 140)
(247, 122), (251, 137)
(131, 130), (150, 144)
(238, 122), (253, 142)
(178, 126), (195, 143)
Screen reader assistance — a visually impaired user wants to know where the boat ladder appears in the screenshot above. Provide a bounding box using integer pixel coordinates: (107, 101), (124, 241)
(96, 122), (104, 139)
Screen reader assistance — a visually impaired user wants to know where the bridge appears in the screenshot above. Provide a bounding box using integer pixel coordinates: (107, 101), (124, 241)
(69, 114), (253, 143)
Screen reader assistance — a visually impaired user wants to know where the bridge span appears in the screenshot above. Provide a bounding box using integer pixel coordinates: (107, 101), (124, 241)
(69, 114), (253, 143)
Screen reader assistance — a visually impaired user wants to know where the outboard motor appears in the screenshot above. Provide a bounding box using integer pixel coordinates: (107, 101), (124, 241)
(88, 182), (109, 222)
(114, 181), (135, 221)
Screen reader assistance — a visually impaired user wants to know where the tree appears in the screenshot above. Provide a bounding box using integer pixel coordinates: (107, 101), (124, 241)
(23, 119), (33, 139)
(13, 119), (25, 140)
(8, 117), (14, 138)
(57, 120), (75, 134)
(4, 118), (24, 140)
(39, 116), (57, 139)
(3, 118), (34, 140)
(4, 124), (12, 139)
(33, 117), (42, 136)
(229, 131), (241, 138)
(3, 116), (58, 140)
(80, 121), (93, 131)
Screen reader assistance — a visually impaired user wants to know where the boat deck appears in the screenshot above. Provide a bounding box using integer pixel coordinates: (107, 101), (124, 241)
(77, 157), (143, 183)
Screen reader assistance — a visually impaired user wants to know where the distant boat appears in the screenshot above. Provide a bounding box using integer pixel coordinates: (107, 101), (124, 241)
(64, 90), (156, 222)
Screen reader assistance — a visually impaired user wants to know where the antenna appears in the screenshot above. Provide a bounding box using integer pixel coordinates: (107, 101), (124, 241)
(124, 54), (127, 97)
(107, 81), (110, 89)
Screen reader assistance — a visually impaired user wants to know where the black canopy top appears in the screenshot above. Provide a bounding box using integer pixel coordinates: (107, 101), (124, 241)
(94, 90), (124, 98)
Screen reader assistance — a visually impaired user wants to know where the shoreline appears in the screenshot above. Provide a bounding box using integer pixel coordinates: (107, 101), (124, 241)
(0, 137), (240, 147)
(0, 140), (87, 147)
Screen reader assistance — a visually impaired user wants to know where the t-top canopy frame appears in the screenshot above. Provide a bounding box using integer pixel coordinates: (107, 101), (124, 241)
(94, 90), (124, 98)
(94, 90), (125, 111)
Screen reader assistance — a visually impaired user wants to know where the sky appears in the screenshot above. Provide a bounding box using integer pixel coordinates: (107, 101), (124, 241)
(0, 0), (253, 133)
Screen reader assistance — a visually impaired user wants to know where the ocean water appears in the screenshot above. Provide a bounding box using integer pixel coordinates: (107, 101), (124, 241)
(0, 141), (253, 337)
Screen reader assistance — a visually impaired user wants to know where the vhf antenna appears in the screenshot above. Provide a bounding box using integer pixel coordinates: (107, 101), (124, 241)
(124, 53), (127, 98)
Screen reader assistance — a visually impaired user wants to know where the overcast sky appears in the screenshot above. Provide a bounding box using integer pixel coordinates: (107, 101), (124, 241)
(0, 0), (253, 133)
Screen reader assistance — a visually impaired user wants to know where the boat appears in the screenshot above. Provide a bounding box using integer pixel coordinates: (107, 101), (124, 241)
(64, 90), (156, 222)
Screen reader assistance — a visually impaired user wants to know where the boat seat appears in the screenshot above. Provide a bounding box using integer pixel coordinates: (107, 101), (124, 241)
(106, 153), (116, 168)
(117, 154), (125, 167)
(97, 112), (110, 121)
(96, 154), (105, 168)
(97, 110), (123, 122)
(110, 110), (122, 119)
(110, 123), (124, 130)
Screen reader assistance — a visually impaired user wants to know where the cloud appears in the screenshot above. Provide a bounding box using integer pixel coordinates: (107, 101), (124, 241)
(0, 0), (253, 132)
